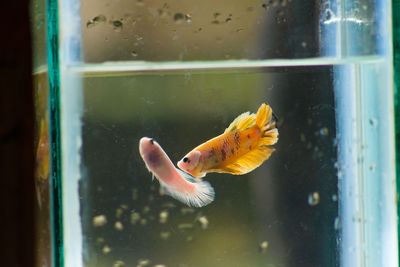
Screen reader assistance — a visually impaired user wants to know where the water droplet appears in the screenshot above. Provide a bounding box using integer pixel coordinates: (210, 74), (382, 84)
(308, 192), (320, 206)
(114, 221), (124, 231)
(131, 51), (138, 57)
(185, 14), (192, 23)
(174, 13), (185, 23)
(113, 260), (125, 267)
(197, 216), (209, 229)
(86, 15), (107, 28)
(259, 241), (269, 253)
(369, 118), (378, 127)
(102, 245), (111, 254)
(159, 210), (169, 224)
(93, 215), (107, 227)
(369, 163), (376, 171)
(319, 127), (329, 136)
(112, 20), (123, 31)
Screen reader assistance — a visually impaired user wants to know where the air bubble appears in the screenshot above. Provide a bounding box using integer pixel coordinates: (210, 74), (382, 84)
(369, 118), (378, 127)
(334, 217), (341, 230)
(131, 51), (138, 57)
(113, 260), (125, 267)
(308, 192), (320, 206)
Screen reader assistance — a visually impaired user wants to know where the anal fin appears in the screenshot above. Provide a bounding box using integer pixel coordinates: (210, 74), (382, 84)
(214, 146), (275, 175)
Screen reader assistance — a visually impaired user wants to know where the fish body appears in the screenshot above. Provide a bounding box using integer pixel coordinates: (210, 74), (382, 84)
(139, 137), (215, 207)
(177, 103), (278, 178)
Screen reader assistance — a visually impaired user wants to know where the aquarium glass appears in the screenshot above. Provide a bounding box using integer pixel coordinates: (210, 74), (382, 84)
(42, 0), (399, 266)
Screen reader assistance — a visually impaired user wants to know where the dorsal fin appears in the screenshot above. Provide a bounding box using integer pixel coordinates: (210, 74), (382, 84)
(224, 112), (256, 133)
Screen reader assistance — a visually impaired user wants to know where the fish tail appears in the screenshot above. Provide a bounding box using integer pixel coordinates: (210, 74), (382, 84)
(160, 169), (215, 208)
(256, 103), (278, 145)
(216, 103), (278, 176)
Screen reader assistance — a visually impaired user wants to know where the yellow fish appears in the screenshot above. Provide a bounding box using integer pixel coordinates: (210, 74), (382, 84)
(177, 103), (278, 178)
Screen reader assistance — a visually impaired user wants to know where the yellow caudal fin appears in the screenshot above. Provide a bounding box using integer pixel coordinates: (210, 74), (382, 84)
(255, 103), (273, 128)
(213, 146), (275, 175)
(224, 112), (256, 133)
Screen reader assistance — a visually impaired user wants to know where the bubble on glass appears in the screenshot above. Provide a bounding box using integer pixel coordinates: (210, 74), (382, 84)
(160, 231), (171, 240)
(332, 194), (338, 202)
(259, 241), (269, 253)
(369, 163), (376, 171)
(276, 10), (287, 24)
(86, 15), (107, 28)
(197, 216), (209, 229)
(186, 236), (194, 242)
(159, 210), (169, 224)
(93, 215), (107, 227)
(114, 221), (124, 231)
(140, 218), (148, 225)
(173, 13), (186, 23)
(102, 245), (111, 254)
(369, 118), (378, 127)
(113, 260), (125, 267)
(319, 127), (329, 136)
(131, 51), (138, 57)
(308, 192), (320, 206)
(334, 217), (341, 230)
(301, 41), (307, 48)
(154, 265), (167, 267)
(130, 211), (141, 224)
(111, 20), (123, 32)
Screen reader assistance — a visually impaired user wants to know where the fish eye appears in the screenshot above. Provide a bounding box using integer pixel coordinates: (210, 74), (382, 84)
(150, 139), (154, 144)
(183, 157), (190, 163)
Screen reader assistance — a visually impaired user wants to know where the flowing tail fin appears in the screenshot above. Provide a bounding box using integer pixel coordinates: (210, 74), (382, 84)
(216, 103), (279, 175)
(160, 169), (215, 208)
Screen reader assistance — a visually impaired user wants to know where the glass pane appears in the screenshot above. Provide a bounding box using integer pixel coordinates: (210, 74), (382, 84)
(48, 0), (398, 266)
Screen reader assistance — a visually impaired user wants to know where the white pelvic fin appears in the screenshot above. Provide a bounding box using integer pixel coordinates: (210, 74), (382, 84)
(159, 169), (215, 208)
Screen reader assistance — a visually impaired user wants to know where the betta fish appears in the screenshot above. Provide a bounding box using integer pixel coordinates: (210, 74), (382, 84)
(139, 137), (215, 207)
(177, 103), (278, 178)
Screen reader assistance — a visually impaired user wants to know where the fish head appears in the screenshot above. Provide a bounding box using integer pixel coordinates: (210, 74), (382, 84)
(177, 150), (201, 174)
(139, 137), (161, 163)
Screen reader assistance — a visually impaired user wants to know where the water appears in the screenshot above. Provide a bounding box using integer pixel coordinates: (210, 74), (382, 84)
(55, 56), (395, 267)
